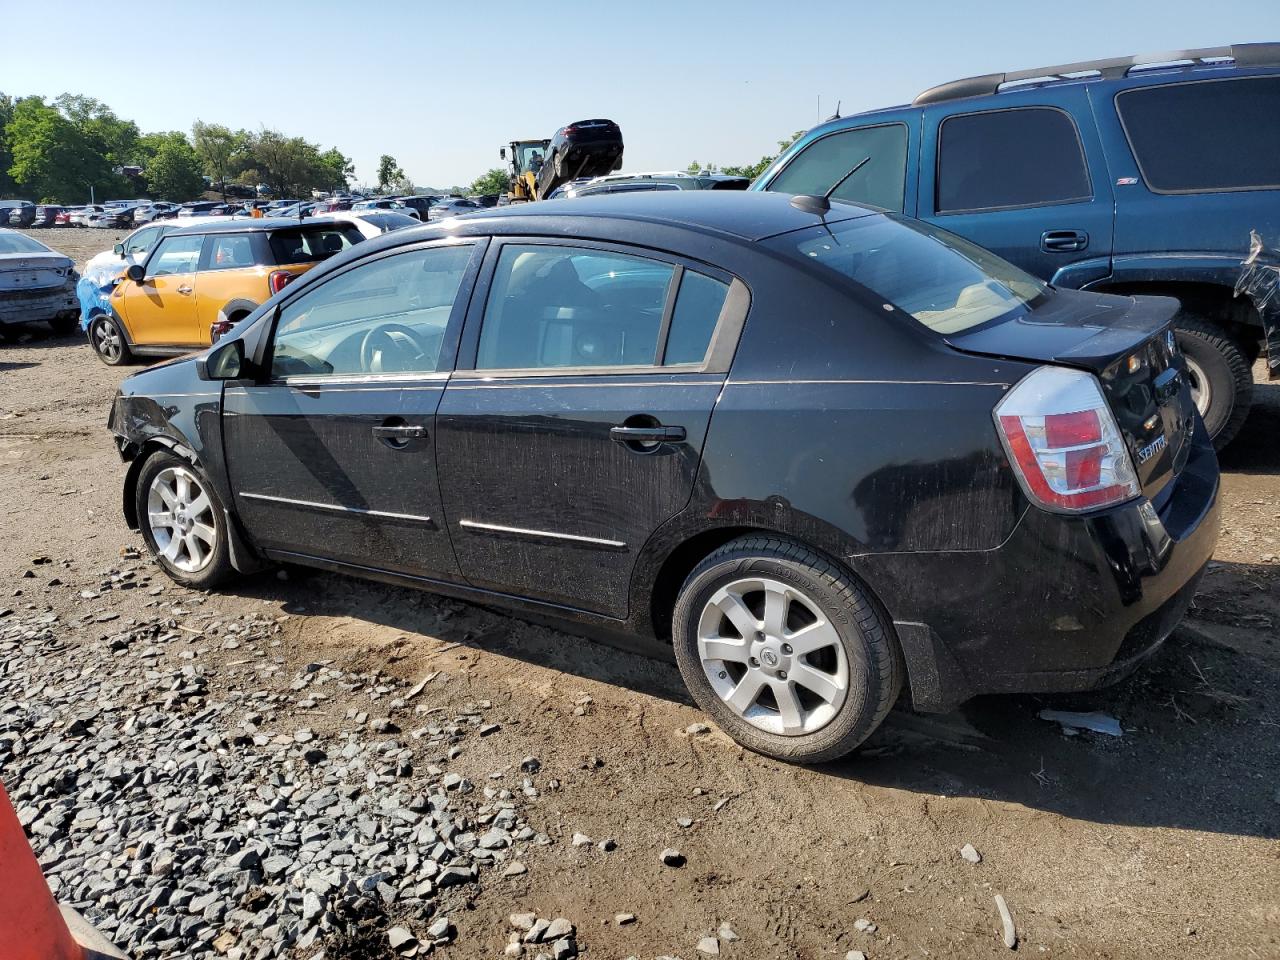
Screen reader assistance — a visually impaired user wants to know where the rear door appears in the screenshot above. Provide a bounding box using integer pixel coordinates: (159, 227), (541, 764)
(435, 239), (748, 617)
(918, 87), (1115, 287)
(222, 239), (484, 578)
(114, 233), (204, 345)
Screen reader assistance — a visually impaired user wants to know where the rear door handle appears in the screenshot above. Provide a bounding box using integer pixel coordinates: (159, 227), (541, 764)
(372, 424), (427, 439)
(610, 425), (687, 443)
(1041, 230), (1088, 253)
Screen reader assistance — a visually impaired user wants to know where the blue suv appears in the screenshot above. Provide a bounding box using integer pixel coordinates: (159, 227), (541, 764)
(754, 43), (1280, 449)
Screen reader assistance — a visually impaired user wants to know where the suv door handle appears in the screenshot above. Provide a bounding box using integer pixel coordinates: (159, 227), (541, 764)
(1041, 230), (1088, 253)
(372, 424), (427, 439)
(610, 424), (687, 443)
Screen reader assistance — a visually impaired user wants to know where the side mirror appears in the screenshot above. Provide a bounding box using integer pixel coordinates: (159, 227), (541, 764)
(113, 243), (124, 255)
(125, 264), (145, 283)
(499, 147), (506, 160)
(195, 338), (245, 381)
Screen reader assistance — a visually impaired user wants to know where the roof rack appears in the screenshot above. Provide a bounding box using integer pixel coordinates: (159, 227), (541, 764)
(913, 42), (1280, 105)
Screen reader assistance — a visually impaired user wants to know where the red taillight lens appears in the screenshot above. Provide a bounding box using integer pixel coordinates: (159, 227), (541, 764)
(209, 319), (235, 343)
(994, 366), (1140, 514)
(269, 270), (295, 294)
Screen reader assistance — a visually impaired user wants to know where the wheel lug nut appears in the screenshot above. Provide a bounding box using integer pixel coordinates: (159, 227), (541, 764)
(749, 657), (759, 667)
(778, 670), (788, 680)
(718, 671), (727, 680)
(782, 643), (793, 654)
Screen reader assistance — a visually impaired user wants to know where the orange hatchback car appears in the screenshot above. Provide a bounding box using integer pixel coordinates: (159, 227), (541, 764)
(88, 218), (364, 365)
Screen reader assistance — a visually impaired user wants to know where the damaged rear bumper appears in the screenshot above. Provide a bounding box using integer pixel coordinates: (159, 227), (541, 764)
(860, 427), (1221, 712)
(0, 284), (78, 325)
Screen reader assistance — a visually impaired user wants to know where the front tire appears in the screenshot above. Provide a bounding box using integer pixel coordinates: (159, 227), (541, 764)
(1174, 315), (1252, 450)
(672, 536), (902, 764)
(89, 315), (133, 366)
(135, 452), (235, 589)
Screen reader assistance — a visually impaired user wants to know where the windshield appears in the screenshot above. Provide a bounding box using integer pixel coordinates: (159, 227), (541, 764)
(768, 213), (1047, 334)
(0, 233), (50, 255)
(514, 143), (544, 172)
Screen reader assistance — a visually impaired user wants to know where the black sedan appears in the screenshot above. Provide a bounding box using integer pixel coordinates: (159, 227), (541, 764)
(106, 192), (1219, 763)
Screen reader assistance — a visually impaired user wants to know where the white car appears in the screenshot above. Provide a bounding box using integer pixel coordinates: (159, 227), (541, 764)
(82, 222), (182, 277)
(324, 210), (422, 239)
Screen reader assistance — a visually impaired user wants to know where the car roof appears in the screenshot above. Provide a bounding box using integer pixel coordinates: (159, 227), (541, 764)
(166, 216), (351, 236)
(450, 190), (874, 242)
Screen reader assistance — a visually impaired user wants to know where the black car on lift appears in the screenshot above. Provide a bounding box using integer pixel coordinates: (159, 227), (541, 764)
(535, 119), (624, 199)
(106, 192), (1219, 763)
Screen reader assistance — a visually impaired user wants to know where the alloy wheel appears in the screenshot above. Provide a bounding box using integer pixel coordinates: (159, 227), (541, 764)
(146, 466), (217, 573)
(1183, 354), (1211, 418)
(696, 577), (850, 736)
(92, 318), (123, 362)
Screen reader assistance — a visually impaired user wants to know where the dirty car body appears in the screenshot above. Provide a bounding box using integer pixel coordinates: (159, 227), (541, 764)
(107, 192), (1220, 760)
(0, 228), (79, 331)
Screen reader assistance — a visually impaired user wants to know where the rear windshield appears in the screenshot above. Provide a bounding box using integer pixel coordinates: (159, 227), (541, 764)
(767, 213), (1047, 334)
(358, 212), (418, 232)
(0, 233), (49, 255)
(1116, 77), (1280, 192)
(269, 224), (363, 264)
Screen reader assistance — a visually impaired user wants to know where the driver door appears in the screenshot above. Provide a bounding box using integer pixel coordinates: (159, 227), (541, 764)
(221, 240), (484, 578)
(115, 232), (204, 346)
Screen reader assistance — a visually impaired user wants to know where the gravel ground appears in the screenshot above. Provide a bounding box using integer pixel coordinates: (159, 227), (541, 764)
(1, 229), (1278, 959)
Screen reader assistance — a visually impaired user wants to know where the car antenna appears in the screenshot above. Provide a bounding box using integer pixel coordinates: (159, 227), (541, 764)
(788, 155), (871, 216)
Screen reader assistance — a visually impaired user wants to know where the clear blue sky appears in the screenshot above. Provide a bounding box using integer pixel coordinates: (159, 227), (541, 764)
(2, 0), (1277, 188)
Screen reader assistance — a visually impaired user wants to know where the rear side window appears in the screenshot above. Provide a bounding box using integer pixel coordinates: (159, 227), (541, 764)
(937, 108), (1092, 212)
(477, 245), (675, 370)
(206, 234), (256, 270)
(768, 124), (908, 211)
(665, 271), (728, 365)
(269, 225), (363, 264)
(1116, 77), (1280, 192)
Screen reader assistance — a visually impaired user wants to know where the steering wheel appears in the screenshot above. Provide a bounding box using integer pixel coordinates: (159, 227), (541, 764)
(359, 323), (428, 373)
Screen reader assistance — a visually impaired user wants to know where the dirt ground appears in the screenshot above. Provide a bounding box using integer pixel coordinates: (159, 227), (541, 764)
(1, 230), (1278, 959)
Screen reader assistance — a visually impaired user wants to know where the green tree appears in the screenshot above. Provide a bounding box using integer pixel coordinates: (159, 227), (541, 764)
(191, 121), (243, 195)
(6, 97), (117, 202)
(318, 147), (354, 191)
(723, 130), (806, 181)
(54, 94), (139, 168)
(377, 154), (405, 193)
(0, 92), (14, 196)
(470, 167), (508, 196)
(145, 136), (205, 201)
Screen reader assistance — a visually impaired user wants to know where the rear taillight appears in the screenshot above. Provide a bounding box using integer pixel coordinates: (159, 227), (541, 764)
(994, 366), (1140, 514)
(209, 319), (235, 343)
(269, 270), (295, 294)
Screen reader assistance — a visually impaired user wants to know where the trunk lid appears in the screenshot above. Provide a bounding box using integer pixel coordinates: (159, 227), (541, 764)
(0, 253), (75, 293)
(947, 289), (1197, 503)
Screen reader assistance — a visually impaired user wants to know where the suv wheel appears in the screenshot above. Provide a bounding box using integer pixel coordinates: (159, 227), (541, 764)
(89, 315), (133, 366)
(135, 452), (234, 589)
(1174, 315), (1252, 450)
(672, 536), (902, 764)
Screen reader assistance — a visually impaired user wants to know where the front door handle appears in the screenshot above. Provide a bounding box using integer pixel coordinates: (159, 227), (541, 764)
(1041, 230), (1088, 253)
(372, 424), (427, 440)
(610, 424), (687, 443)
(176, 284), (193, 295)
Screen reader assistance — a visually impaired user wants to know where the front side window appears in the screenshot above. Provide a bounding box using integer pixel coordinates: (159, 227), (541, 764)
(937, 108), (1092, 212)
(207, 234), (256, 270)
(477, 245), (675, 370)
(767, 124), (908, 212)
(1116, 77), (1280, 192)
(124, 227), (158, 257)
(270, 244), (473, 379)
(147, 235), (204, 276)
(768, 213), (1046, 335)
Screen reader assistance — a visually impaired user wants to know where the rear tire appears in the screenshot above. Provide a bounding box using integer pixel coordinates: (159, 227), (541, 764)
(671, 535), (902, 764)
(89, 315), (133, 366)
(1174, 315), (1252, 450)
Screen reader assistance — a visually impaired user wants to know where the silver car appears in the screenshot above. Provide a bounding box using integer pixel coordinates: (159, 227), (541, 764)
(0, 229), (79, 335)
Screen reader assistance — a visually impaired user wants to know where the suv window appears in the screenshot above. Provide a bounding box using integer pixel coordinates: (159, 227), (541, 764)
(148, 235), (204, 276)
(1116, 77), (1280, 192)
(207, 234), (257, 270)
(768, 124), (908, 211)
(268, 224), (363, 264)
(937, 108), (1091, 212)
(271, 244), (474, 379)
(477, 245), (675, 370)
